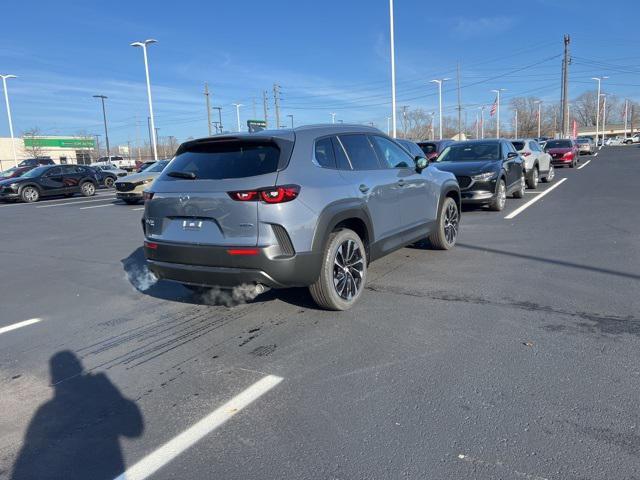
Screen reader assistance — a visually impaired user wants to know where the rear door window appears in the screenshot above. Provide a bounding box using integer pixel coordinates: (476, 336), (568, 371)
(338, 134), (381, 170)
(511, 141), (526, 151)
(163, 141), (281, 180)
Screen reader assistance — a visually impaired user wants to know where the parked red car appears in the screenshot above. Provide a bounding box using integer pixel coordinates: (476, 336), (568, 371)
(544, 139), (580, 168)
(416, 140), (455, 161)
(0, 166), (35, 181)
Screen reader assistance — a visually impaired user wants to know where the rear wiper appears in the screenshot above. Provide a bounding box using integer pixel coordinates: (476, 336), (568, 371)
(167, 171), (197, 179)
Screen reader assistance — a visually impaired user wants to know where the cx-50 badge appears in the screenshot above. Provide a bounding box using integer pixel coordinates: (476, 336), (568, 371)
(182, 220), (203, 231)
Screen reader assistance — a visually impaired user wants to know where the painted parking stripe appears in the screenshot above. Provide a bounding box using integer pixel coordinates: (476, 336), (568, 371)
(114, 375), (283, 480)
(36, 197), (116, 208)
(0, 318), (42, 336)
(79, 203), (116, 210)
(577, 160), (591, 170)
(131, 207), (145, 211)
(505, 178), (567, 220)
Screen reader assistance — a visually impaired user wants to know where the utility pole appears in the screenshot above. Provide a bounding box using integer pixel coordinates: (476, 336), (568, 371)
(560, 34), (571, 138)
(600, 94), (607, 143)
(475, 113), (479, 139)
(623, 99), (628, 138)
(204, 82), (212, 136)
(389, 0), (397, 138)
(94, 134), (101, 159)
(93, 95), (110, 158)
(147, 116), (153, 158)
(401, 105), (409, 137)
(263, 90), (269, 128)
(456, 62), (462, 138)
(273, 84), (281, 130)
(514, 110), (518, 138)
(479, 106), (485, 139)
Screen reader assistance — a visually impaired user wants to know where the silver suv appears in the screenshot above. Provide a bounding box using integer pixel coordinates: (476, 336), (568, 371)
(142, 125), (460, 310)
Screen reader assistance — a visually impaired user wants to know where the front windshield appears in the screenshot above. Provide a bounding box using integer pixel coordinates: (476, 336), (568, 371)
(418, 143), (437, 155)
(546, 140), (572, 148)
(20, 166), (49, 178)
(437, 143), (501, 162)
(146, 160), (169, 173)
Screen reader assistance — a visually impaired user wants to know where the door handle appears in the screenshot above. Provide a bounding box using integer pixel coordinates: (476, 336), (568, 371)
(359, 184), (370, 194)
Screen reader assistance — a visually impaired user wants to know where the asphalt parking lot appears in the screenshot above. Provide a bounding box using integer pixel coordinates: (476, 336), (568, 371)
(1, 146), (639, 479)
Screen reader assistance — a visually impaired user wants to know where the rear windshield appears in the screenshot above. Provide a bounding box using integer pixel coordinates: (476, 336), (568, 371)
(162, 141), (280, 180)
(511, 141), (526, 151)
(576, 138), (589, 144)
(546, 140), (572, 148)
(437, 143), (501, 162)
(418, 143), (437, 154)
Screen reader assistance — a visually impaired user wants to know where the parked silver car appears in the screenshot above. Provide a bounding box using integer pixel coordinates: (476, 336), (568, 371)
(576, 137), (594, 155)
(143, 125), (461, 310)
(511, 139), (554, 189)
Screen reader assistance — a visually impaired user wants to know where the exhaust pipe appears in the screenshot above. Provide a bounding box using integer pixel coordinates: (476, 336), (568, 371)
(254, 284), (267, 295)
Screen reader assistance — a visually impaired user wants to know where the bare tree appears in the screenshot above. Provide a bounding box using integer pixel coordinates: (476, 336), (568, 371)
(509, 97), (542, 138)
(22, 127), (45, 158)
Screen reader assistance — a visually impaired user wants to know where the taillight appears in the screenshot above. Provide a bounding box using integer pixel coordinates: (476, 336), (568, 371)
(227, 248), (259, 256)
(562, 151), (574, 159)
(143, 191), (154, 201)
(228, 185), (300, 204)
(145, 241), (158, 250)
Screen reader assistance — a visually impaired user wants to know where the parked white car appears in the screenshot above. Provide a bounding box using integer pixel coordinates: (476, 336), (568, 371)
(624, 133), (640, 145)
(97, 156), (136, 171)
(511, 139), (554, 189)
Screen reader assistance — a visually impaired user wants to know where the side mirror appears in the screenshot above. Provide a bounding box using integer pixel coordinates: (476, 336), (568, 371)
(415, 156), (429, 172)
(507, 152), (519, 159)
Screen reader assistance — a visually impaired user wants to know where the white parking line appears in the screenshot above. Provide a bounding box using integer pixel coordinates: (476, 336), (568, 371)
(0, 318), (42, 336)
(504, 178), (567, 220)
(577, 160), (591, 170)
(36, 197), (116, 208)
(79, 203), (116, 210)
(593, 152), (598, 157)
(131, 207), (145, 211)
(114, 374), (283, 480)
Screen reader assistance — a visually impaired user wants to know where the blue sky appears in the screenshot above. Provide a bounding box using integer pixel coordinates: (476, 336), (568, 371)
(1, 0), (638, 145)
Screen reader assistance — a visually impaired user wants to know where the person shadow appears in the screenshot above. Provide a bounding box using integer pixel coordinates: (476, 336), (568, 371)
(11, 351), (144, 480)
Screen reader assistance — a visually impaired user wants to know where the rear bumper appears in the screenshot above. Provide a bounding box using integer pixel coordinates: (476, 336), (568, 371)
(551, 158), (573, 165)
(144, 241), (322, 289)
(116, 192), (143, 200)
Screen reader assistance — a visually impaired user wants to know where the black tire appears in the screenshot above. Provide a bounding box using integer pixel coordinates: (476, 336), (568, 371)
(512, 171), (526, 198)
(488, 179), (506, 211)
(20, 186), (40, 203)
(429, 197), (459, 250)
(123, 198), (140, 205)
(80, 181), (96, 197)
(526, 167), (539, 189)
(309, 228), (367, 311)
(104, 177), (115, 188)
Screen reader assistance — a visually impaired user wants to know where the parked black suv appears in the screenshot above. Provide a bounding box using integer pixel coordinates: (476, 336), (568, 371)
(433, 140), (525, 211)
(0, 165), (99, 203)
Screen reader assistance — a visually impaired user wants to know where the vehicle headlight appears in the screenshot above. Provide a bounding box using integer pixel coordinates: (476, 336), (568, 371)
(142, 178), (153, 184)
(9, 183), (20, 190)
(471, 171), (497, 182)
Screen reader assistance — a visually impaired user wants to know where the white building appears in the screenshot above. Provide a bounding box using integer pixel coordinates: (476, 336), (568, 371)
(0, 136), (95, 170)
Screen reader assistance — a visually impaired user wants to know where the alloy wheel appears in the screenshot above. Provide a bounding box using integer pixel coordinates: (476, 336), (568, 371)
(82, 183), (95, 196)
(333, 239), (364, 301)
(498, 182), (506, 210)
(443, 201), (459, 246)
(23, 187), (38, 202)
(547, 165), (555, 181)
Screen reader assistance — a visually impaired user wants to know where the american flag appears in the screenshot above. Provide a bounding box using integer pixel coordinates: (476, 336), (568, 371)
(489, 97), (498, 116)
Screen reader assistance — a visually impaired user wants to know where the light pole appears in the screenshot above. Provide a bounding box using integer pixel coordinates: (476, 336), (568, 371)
(491, 89), (506, 138)
(287, 114), (294, 128)
(232, 103), (243, 132)
(386, 116), (391, 136)
(1, 74), (18, 167)
(213, 107), (223, 133)
(624, 99), (629, 139)
(131, 39), (158, 160)
(600, 93), (607, 144)
(430, 78), (449, 140)
(475, 112), (479, 139)
(514, 110), (518, 139)
(534, 100), (543, 138)
(478, 106), (485, 139)
(389, 0), (397, 138)
(93, 95), (110, 158)
(331, 112), (336, 124)
(94, 134), (101, 159)
(591, 76), (607, 146)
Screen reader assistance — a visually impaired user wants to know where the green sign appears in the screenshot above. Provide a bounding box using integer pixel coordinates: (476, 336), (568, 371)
(23, 137), (95, 148)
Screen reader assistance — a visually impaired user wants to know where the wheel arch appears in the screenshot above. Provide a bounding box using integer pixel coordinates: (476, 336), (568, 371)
(311, 201), (374, 260)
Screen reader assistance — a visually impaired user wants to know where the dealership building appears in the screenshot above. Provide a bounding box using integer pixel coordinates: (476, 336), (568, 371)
(0, 136), (96, 170)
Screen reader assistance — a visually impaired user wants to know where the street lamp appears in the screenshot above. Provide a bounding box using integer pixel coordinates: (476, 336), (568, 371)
(534, 100), (543, 138)
(287, 114), (294, 128)
(430, 78), (449, 140)
(232, 103), (243, 132)
(93, 95), (110, 158)
(591, 77), (607, 147)
(600, 93), (607, 145)
(0, 74), (18, 167)
(131, 39), (158, 160)
(491, 88), (506, 138)
(389, 0), (397, 138)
